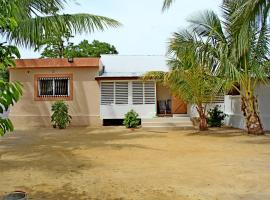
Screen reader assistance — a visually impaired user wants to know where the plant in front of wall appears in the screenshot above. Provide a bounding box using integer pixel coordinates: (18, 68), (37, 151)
(207, 106), (226, 127)
(123, 110), (140, 129)
(51, 101), (72, 129)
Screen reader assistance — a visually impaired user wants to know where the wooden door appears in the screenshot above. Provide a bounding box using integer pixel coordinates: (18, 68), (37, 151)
(172, 96), (187, 114)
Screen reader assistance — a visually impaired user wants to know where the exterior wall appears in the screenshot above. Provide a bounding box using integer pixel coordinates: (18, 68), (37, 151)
(188, 103), (225, 118)
(224, 84), (270, 131)
(9, 67), (102, 127)
(100, 80), (157, 119)
(156, 84), (171, 101)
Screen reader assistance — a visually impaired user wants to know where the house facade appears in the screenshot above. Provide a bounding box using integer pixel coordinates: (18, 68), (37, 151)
(9, 55), (269, 131)
(10, 58), (102, 127)
(9, 55), (189, 127)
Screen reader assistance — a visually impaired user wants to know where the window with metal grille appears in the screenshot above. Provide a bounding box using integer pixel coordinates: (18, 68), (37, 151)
(132, 81), (155, 105)
(144, 82), (155, 104)
(101, 82), (114, 105)
(38, 77), (70, 97)
(132, 82), (144, 105)
(115, 82), (128, 104)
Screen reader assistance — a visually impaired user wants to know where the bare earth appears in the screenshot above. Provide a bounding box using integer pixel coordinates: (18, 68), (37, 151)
(0, 127), (270, 200)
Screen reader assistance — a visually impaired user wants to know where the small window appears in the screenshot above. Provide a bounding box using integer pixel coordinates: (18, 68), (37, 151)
(144, 82), (155, 104)
(115, 82), (128, 104)
(101, 82), (114, 105)
(101, 82), (129, 105)
(35, 74), (72, 101)
(132, 81), (155, 105)
(132, 82), (144, 105)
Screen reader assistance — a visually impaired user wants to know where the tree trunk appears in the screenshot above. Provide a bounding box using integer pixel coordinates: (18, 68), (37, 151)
(241, 95), (264, 135)
(196, 105), (208, 131)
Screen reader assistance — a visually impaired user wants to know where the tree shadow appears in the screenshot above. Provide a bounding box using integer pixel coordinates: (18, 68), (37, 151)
(185, 127), (246, 138)
(0, 127), (165, 175)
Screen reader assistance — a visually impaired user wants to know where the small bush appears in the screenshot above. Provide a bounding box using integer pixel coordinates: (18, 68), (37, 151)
(123, 109), (140, 129)
(207, 105), (226, 127)
(51, 101), (72, 129)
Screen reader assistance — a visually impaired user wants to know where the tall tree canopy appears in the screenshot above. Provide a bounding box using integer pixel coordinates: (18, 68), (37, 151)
(40, 39), (118, 58)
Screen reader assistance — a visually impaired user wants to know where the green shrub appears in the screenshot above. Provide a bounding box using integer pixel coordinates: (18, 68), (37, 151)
(207, 105), (226, 127)
(51, 101), (72, 129)
(123, 109), (140, 129)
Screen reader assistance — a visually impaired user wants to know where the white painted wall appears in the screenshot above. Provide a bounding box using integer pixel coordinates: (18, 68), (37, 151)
(188, 103), (225, 118)
(101, 104), (156, 119)
(224, 84), (270, 131)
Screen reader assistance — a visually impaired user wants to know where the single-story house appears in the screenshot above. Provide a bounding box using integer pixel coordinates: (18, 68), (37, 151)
(8, 55), (270, 131)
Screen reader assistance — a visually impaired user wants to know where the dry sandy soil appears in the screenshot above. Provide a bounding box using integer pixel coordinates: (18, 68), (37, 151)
(0, 127), (270, 200)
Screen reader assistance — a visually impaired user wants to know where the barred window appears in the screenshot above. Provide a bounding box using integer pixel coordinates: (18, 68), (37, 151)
(37, 77), (70, 98)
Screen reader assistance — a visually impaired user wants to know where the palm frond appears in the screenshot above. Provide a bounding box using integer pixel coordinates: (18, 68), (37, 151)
(5, 14), (121, 48)
(162, 0), (175, 11)
(188, 10), (227, 43)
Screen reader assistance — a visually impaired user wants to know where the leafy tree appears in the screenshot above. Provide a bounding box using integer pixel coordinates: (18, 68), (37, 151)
(0, 4), (23, 135)
(41, 39), (118, 58)
(144, 30), (224, 131)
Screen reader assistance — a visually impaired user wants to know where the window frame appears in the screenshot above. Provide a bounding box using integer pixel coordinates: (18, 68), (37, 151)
(100, 80), (156, 106)
(34, 74), (73, 101)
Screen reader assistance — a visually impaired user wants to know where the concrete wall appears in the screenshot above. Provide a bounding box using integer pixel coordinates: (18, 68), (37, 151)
(224, 84), (270, 131)
(9, 67), (102, 127)
(156, 84), (171, 101)
(188, 103), (225, 118)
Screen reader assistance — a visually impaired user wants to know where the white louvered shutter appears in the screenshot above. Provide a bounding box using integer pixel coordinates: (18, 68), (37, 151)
(101, 82), (114, 105)
(144, 82), (155, 104)
(132, 82), (144, 105)
(115, 82), (128, 104)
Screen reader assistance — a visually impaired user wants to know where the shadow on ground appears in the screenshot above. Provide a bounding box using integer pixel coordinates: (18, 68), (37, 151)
(0, 127), (165, 174)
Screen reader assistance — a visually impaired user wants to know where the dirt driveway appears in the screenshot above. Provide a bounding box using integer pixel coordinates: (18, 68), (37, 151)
(0, 127), (270, 200)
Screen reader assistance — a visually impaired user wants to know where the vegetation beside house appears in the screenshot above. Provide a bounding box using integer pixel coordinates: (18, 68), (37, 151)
(161, 0), (270, 135)
(143, 30), (224, 131)
(0, 0), (120, 135)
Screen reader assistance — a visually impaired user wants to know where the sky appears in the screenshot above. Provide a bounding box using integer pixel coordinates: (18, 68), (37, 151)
(20, 0), (222, 58)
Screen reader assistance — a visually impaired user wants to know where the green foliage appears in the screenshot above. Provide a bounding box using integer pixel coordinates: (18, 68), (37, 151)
(0, 80), (23, 136)
(0, 10), (22, 136)
(41, 39), (118, 58)
(51, 101), (72, 129)
(207, 106), (226, 127)
(123, 110), (140, 129)
(1, 0), (121, 48)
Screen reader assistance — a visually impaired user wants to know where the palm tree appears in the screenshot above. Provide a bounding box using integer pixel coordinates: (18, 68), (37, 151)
(0, 0), (120, 136)
(144, 30), (224, 131)
(1, 0), (121, 48)
(187, 4), (269, 134)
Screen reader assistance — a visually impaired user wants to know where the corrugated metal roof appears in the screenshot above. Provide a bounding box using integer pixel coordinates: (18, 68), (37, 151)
(99, 55), (169, 78)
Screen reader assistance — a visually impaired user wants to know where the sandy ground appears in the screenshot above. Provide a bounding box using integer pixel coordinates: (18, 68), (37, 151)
(0, 127), (270, 200)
